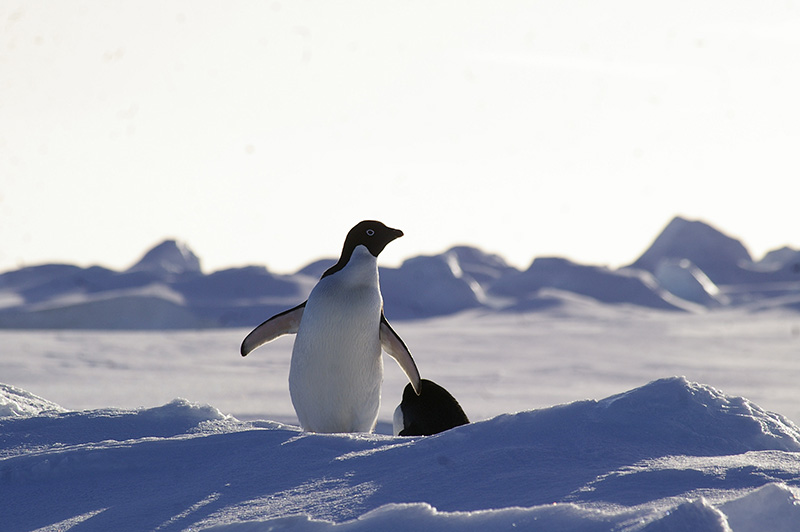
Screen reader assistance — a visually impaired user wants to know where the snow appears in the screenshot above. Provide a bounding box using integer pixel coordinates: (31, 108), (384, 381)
(2, 302), (800, 531)
(490, 256), (689, 311)
(127, 239), (203, 276)
(0, 383), (66, 418)
(2, 216), (800, 529)
(629, 216), (755, 285)
(2, 374), (799, 531)
(757, 247), (800, 272)
(654, 258), (728, 307)
(3, 216), (800, 328)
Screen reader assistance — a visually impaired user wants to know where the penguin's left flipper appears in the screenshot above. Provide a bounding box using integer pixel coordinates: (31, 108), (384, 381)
(241, 301), (307, 357)
(379, 313), (421, 395)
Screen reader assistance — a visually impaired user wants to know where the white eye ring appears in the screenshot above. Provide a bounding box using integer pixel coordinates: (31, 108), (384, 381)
(366, 229), (375, 236)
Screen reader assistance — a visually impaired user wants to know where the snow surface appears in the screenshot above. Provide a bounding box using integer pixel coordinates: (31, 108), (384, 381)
(2, 303), (800, 530)
(3, 303), (799, 427)
(2, 376), (799, 531)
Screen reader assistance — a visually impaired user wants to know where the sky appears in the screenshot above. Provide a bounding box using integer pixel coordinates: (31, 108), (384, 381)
(2, 1), (800, 274)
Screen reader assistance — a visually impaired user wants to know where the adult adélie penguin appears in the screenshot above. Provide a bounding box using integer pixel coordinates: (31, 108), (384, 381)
(241, 220), (421, 433)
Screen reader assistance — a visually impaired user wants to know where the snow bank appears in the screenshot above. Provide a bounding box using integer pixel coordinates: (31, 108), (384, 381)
(2, 378), (799, 531)
(0, 383), (66, 418)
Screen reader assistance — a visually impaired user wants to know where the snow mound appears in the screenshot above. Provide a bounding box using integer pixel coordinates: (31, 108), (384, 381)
(757, 246), (800, 270)
(444, 245), (519, 286)
(137, 397), (231, 425)
(0, 292), (205, 329)
(721, 483), (800, 532)
(381, 254), (484, 319)
(0, 383), (66, 418)
(639, 498), (731, 532)
(127, 239), (202, 276)
(490, 257), (689, 311)
(630, 216), (754, 285)
(595, 376), (800, 453)
(2, 378), (799, 531)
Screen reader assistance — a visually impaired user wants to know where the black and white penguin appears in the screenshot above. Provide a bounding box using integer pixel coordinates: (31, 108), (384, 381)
(393, 379), (470, 436)
(241, 220), (421, 433)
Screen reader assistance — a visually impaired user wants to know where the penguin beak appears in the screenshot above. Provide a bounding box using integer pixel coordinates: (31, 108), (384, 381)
(390, 228), (404, 240)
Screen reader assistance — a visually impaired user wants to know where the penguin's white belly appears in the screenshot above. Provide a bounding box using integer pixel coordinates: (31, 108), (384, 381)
(289, 284), (384, 433)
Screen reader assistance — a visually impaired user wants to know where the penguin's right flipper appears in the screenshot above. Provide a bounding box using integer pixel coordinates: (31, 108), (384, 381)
(241, 301), (306, 357)
(379, 313), (421, 395)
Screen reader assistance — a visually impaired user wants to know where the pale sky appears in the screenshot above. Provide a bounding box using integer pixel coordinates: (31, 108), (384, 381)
(2, 1), (799, 274)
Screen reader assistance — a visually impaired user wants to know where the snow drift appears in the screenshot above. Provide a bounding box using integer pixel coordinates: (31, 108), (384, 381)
(2, 377), (799, 531)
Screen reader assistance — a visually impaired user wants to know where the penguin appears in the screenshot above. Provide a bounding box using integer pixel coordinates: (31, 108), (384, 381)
(393, 379), (470, 436)
(241, 220), (421, 433)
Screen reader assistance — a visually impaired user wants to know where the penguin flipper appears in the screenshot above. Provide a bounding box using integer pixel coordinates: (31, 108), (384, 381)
(241, 301), (306, 357)
(380, 313), (421, 395)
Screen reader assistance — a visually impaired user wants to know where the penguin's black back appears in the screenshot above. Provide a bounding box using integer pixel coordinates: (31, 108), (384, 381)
(398, 379), (469, 436)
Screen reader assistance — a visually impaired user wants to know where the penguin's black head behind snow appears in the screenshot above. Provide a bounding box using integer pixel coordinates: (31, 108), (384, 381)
(347, 220), (403, 257)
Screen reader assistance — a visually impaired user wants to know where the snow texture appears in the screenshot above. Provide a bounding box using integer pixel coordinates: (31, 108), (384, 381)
(1, 377), (799, 531)
(2, 216), (800, 329)
(0, 383), (66, 418)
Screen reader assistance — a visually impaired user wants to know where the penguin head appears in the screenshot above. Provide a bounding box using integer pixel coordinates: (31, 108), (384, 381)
(344, 220), (403, 258)
(321, 221), (403, 280)
(393, 379), (470, 436)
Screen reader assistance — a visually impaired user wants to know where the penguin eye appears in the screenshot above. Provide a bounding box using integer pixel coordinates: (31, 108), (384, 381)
(366, 229), (375, 237)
